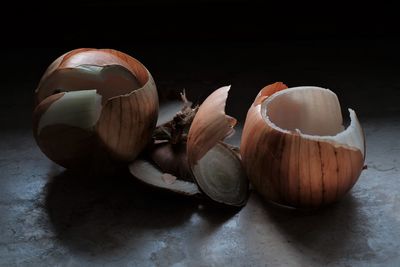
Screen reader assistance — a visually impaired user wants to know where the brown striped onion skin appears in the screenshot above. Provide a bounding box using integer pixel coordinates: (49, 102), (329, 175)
(129, 86), (248, 205)
(240, 83), (365, 208)
(187, 86), (237, 166)
(33, 49), (158, 169)
(186, 86), (248, 206)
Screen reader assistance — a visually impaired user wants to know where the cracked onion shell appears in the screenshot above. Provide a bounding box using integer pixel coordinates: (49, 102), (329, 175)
(130, 86), (249, 206)
(240, 83), (365, 208)
(33, 48), (158, 169)
(187, 86), (248, 206)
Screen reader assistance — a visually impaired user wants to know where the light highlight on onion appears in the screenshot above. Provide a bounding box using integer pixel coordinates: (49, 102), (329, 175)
(240, 83), (365, 208)
(33, 48), (158, 169)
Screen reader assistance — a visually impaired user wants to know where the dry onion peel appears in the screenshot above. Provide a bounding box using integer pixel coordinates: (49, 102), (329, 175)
(187, 86), (237, 165)
(157, 99), (188, 127)
(128, 98), (200, 196)
(95, 74), (158, 160)
(33, 48), (158, 169)
(129, 159), (200, 196)
(35, 48), (147, 105)
(241, 83), (365, 208)
(129, 86), (249, 206)
(187, 86), (248, 206)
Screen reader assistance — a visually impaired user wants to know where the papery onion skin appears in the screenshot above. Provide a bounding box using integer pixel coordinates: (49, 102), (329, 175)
(35, 48), (148, 105)
(95, 74), (158, 161)
(240, 83), (365, 208)
(33, 48), (158, 169)
(187, 85), (236, 165)
(187, 86), (248, 206)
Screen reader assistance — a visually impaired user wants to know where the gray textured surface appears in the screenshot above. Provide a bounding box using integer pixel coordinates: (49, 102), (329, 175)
(1, 42), (400, 266)
(1, 117), (400, 267)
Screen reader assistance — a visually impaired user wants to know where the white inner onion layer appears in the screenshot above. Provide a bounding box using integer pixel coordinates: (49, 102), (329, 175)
(129, 159), (200, 195)
(262, 86), (364, 157)
(38, 90), (102, 135)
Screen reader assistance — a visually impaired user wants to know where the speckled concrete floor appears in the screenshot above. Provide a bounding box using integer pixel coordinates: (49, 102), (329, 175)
(1, 42), (399, 266)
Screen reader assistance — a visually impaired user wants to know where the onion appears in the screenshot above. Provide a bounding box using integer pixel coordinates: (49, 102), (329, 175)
(129, 86), (249, 206)
(241, 82), (366, 208)
(186, 86), (248, 206)
(33, 48), (158, 169)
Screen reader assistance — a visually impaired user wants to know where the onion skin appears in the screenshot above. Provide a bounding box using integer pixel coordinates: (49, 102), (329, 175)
(95, 75), (158, 161)
(186, 86), (248, 206)
(128, 86), (248, 205)
(35, 48), (148, 105)
(187, 85), (236, 165)
(241, 83), (365, 208)
(33, 48), (158, 169)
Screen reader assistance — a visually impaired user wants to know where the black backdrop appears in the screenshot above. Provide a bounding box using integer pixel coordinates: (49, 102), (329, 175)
(2, 1), (399, 123)
(5, 1), (399, 46)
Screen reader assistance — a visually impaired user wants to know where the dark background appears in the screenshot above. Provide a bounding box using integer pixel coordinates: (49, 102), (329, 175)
(1, 1), (399, 131)
(2, 2), (400, 119)
(5, 1), (399, 45)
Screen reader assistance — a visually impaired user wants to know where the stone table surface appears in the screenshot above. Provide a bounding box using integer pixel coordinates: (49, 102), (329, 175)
(1, 42), (399, 266)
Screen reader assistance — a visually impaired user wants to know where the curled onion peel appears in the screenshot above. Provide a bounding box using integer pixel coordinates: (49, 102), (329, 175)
(241, 83), (365, 208)
(130, 86), (249, 206)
